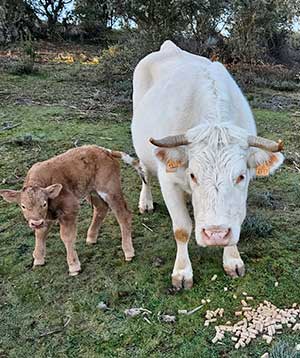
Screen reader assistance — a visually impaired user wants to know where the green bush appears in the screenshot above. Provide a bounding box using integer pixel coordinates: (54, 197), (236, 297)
(10, 34), (37, 75)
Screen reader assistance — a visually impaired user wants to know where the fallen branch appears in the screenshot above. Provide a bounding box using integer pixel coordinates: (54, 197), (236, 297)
(36, 316), (71, 339)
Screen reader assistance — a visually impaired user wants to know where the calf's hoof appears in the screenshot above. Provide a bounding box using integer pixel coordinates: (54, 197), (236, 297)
(172, 275), (193, 290)
(86, 237), (97, 245)
(33, 258), (45, 267)
(69, 262), (81, 276)
(124, 251), (135, 262)
(224, 260), (245, 278)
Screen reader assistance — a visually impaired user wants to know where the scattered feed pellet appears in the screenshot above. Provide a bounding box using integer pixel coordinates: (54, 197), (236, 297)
(207, 301), (300, 349)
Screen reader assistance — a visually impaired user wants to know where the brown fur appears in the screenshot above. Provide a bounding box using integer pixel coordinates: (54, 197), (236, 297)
(174, 229), (189, 243)
(0, 145), (135, 275)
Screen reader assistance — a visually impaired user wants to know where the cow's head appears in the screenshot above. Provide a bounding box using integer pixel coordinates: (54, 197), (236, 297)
(0, 184), (62, 230)
(150, 124), (284, 247)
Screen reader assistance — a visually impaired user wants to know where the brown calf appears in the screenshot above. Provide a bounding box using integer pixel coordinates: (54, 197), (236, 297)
(0, 145), (145, 275)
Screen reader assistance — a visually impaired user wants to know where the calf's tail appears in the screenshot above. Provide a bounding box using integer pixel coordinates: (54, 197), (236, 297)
(110, 150), (147, 184)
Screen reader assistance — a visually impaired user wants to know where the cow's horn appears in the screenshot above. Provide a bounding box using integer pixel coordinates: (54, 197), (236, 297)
(248, 135), (284, 152)
(149, 134), (189, 148)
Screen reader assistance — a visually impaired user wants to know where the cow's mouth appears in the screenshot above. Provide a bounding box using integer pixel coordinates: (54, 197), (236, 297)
(201, 228), (231, 247)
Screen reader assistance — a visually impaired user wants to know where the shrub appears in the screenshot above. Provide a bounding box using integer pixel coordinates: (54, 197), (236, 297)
(241, 214), (273, 239)
(10, 34), (37, 75)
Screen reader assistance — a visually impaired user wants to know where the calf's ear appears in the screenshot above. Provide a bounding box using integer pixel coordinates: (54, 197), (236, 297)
(0, 189), (21, 203)
(247, 148), (284, 178)
(44, 184), (63, 199)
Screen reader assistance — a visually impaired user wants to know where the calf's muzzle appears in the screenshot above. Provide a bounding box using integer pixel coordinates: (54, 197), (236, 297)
(29, 219), (45, 229)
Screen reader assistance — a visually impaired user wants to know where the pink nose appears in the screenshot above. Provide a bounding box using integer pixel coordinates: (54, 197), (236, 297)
(202, 227), (231, 246)
(29, 219), (44, 229)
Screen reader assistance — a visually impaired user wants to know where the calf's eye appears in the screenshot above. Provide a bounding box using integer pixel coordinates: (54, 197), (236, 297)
(236, 174), (245, 184)
(43, 201), (47, 208)
(21, 204), (26, 209)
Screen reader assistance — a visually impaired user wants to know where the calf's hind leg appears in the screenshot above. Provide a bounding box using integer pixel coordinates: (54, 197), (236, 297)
(98, 189), (134, 261)
(86, 194), (109, 244)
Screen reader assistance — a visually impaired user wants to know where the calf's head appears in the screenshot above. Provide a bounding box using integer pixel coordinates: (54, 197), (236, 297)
(0, 184), (62, 229)
(151, 124), (284, 247)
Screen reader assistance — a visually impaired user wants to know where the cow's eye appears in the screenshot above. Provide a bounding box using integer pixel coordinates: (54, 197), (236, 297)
(43, 201), (47, 208)
(190, 173), (197, 183)
(21, 204), (26, 209)
(236, 174), (245, 184)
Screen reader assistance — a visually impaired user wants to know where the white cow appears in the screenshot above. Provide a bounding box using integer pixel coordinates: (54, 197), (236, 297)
(131, 41), (284, 289)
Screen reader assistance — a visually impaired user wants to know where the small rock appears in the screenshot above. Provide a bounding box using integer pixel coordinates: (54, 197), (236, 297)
(124, 308), (142, 317)
(97, 301), (109, 311)
(160, 314), (176, 323)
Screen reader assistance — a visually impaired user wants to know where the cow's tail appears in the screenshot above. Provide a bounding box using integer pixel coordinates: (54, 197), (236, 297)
(110, 150), (147, 184)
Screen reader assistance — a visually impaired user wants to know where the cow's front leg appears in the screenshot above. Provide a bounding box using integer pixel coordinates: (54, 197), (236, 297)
(33, 223), (52, 267)
(159, 173), (193, 289)
(59, 217), (81, 276)
(223, 245), (245, 277)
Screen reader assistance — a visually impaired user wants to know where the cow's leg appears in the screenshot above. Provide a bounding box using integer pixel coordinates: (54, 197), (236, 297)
(59, 217), (81, 276)
(159, 173), (193, 289)
(86, 194), (109, 244)
(223, 245), (245, 277)
(33, 223), (52, 267)
(138, 164), (153, 213)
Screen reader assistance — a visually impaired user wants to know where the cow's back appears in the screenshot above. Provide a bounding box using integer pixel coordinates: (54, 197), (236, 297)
(132, 41), (256, 174)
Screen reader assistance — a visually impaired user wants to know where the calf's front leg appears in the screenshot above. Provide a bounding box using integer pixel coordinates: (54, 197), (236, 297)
(59, 217), (81, 276)
(159, 173), (193, 289)
(223, 245), (245, 277)
(33, 223), (52, 267)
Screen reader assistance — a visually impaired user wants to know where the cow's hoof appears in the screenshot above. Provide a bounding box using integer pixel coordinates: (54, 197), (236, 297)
(172, 276), (193, 290)
(139, 206), (153, 214)
(224, 260), (245, 278)
(125, 254), (135, 262)
(69, 270), (80, 276)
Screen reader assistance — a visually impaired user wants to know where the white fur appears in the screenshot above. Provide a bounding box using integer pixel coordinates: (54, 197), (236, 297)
(131, 41), (283, 285)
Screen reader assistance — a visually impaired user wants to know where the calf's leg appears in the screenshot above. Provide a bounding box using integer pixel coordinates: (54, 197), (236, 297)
(59, 217), (81, 276)
(159, 172), (193, 289)
(223, 245), (245, 277)
(98, 190), (134, 261)
(33, 223), (52, 267)
(86, 195), (109, 244)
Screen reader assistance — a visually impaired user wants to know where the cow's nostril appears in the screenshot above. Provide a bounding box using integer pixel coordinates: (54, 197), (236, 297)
(203, 228), (230, 240)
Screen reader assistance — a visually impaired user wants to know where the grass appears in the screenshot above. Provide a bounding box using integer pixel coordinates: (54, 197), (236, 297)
(1, 60), (300, 358)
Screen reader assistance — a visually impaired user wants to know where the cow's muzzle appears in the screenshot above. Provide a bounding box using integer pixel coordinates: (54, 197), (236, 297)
(202, 226), (231, 246)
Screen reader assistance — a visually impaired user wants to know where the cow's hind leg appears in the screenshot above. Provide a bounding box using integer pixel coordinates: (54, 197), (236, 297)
(223, 245), (245, 277)
(86, 194), (109, 244)
(138, 164), (153, 214)
(159, 173), (193, 289)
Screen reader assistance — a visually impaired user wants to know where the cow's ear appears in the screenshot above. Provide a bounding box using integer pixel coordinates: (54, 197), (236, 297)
(247, 148), (284, 178)
(154, 147), (188, 173)
(0, 189), (21, 203)
(44, 184), (63, 199)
